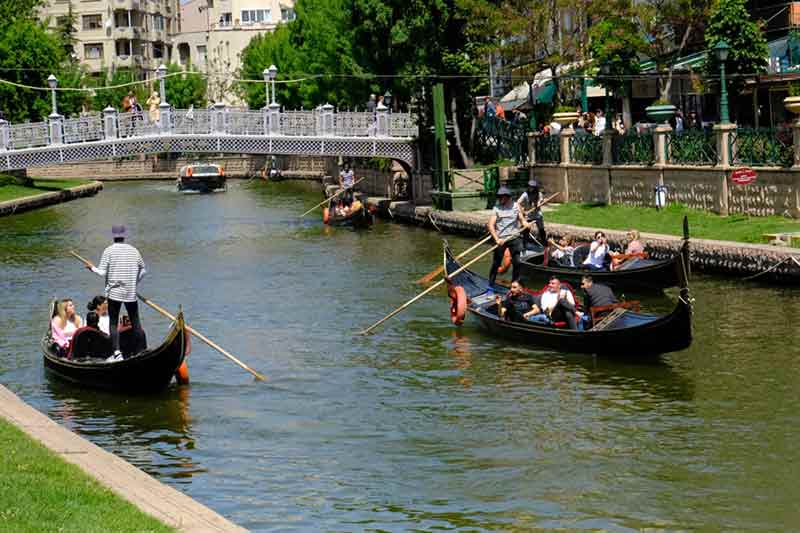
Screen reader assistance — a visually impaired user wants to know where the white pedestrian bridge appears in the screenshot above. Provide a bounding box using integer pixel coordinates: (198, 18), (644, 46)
(0, 104), (418, 173)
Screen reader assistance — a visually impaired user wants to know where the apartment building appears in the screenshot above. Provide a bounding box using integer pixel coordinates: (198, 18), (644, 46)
(42, 0), (180, 79)
(175, 0), (295, 104)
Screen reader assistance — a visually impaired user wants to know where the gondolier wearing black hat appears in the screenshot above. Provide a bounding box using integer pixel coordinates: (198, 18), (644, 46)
(516, 178), (547, 245)
(488, 186), (531, 286)
(87, 225), (146, 361)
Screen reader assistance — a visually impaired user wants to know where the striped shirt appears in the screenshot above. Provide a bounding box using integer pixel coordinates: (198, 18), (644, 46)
(91, 243), (146, 302)
(492, 203), (521, 239)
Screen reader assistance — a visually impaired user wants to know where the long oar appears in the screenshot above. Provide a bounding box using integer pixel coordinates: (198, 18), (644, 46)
(70, 250), (267, 381)
(415, 192), (560, 285)
(300, 177), (367, 217)
(359, 234), (520, 336)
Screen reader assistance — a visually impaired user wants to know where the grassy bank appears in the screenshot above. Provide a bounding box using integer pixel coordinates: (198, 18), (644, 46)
(0, 417), (174, 532)
(547, 203), (800, 245)
(0, 177), (91, 203)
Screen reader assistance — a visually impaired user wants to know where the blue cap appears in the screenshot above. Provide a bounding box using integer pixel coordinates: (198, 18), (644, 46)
(496, 186), (512, 197)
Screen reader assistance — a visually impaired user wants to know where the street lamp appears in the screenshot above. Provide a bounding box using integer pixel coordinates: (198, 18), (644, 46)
(715, 40), (731, 125)
(47, 74), (58, 116)
(268, 64), (277, 104)
(383, 90), (392, 110)
(599, 63), (612, 131)
(262, 68), (270, 107)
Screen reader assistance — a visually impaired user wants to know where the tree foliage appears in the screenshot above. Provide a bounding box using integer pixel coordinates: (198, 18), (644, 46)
(587, 2), (647, 95)
(704, 0), (768, 94)
(165, 63), (207, 109)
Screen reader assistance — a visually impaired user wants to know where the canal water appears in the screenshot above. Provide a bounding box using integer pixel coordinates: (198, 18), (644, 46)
(1, 181), (799, 531)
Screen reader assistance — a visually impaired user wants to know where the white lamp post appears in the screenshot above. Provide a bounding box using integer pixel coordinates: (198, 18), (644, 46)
(47, 74), (58, 116)
(268, 64), (277, 104)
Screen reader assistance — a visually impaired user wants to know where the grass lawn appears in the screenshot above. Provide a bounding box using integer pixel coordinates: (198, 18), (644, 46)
(0, 417), (174, 532)
(0, 179), (91, 203)
(547, 203), (800, 245)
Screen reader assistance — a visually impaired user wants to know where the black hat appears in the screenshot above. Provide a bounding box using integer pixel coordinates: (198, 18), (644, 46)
(496, 186), (512, 197)
(528, 179), (540, 188)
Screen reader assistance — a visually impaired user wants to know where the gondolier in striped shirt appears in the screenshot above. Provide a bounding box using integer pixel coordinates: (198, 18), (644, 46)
(488, 186), (531, 286)
(87, 225), (146, 360)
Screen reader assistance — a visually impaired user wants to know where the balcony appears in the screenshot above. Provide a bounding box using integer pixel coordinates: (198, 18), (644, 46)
(113, 26), (143, 39)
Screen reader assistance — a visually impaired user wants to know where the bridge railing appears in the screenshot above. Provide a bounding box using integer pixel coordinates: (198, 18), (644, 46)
(0, 105), (418, 152)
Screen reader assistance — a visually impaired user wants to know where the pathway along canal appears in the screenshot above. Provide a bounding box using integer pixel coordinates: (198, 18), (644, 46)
(2, 181), (799, 531)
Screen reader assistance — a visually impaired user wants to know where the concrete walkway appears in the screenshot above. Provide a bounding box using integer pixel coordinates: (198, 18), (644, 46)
(0, 181), (103, 217)
(0, 385), (247, 532)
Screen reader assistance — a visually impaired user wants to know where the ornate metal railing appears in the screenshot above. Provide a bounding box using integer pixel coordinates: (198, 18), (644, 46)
(388, 113), (418, 137)
(730, 128), (793, 167)
(475, 116), (530, 166)
(117, 111), (160, 138)
(570, 132), (603, 164)
(63, 114), (105, 144)
(334, 112), (372, 137)
(172, 109), (213, 134)
(8, 121), (50, 150)
(534, 134), (561, 163)
(667, 129), (717, 166)
(225, 110), (265, 136)
(612, 131), (655, 165)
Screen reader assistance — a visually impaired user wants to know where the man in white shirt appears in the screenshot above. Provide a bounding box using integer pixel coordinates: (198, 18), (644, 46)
(539, 277), (579, 329)
(594, 110), (606, 136)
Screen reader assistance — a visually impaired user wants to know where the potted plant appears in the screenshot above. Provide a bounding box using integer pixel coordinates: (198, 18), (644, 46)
(645, 99), (677, 124)
(551, 105), (580, 127)
(784, 83), (800, 115)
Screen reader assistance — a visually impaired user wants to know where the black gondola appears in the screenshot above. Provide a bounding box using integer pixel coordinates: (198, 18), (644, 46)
(519, 218), (691, 291)
(42, 311), (189, 392)
(444, 243), (693, 357)
(323, 203), (374, 228)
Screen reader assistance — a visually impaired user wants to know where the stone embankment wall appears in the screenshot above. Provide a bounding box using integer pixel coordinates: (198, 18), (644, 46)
(366, 198), (800, 282)
(532, 164), (800, 218)
(0, 182), (103, 217)
(32, 155), (328, 180)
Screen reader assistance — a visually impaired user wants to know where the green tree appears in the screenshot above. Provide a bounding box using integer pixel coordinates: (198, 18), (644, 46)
(90, 69), (145, 112)
(704, 0), (768, 96)
(239, 25), (302, 108)
(165, 63), (207, 108)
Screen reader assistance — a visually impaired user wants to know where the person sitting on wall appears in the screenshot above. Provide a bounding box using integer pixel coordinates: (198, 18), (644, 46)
(495, 280), (540, 322)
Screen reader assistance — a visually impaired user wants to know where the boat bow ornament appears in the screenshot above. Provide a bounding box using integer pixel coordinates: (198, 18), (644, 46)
(0, 105), (418, 171)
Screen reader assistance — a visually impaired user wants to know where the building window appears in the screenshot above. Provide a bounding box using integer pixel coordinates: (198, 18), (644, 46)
(219, 12), (232, 26)
(82, 14), (103, 30)
(115, 39), (132, 57)
(84, 43), (103, 59)
(153, 14), (164, 30)
(197, 45), (207, 59)
(242, 9), (271, 24)
(281, 8), (295, 21)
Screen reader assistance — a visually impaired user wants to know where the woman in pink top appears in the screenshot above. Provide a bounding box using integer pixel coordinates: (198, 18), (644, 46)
(51, 299), (83, 353)
(625, 230), (645, 255)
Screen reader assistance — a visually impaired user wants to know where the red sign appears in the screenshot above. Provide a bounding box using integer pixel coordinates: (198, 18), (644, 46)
(731, 168), (757, 185)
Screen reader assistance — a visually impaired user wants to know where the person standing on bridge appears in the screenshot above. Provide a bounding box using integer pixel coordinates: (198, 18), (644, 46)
(339, 162), (356, 207)
(86, 225), (146, 361)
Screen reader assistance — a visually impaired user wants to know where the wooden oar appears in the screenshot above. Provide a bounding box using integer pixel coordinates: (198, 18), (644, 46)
(415, 192), (560, 285)
(70, 250), (267, 381)
(359, 233), (522, 336)
(137, 294), (267, 381)
(300, 177), (367, 217)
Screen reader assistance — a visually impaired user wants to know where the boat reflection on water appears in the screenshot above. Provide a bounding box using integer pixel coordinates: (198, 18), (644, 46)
(45, 382), (206, 482)
(448, 330), (475, 388)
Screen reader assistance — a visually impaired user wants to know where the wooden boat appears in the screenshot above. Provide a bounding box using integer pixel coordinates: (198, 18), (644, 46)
(444, 244), (693, 357)
(41, 311), (190, 392)
(518, 218), (691, 291)
(177, 162), (226, 193)
(323, 202), (374, 228)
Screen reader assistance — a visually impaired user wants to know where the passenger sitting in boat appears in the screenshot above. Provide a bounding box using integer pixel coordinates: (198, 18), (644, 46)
(582, 231), (610, 270)
(539, 277), (579, 329)
(609, 229), (645, 268)
(85, 311), (100, 330)
(87, 295), (110, 335)
(548, 235), (575, 266)
(494, 280), (539, 322)
(580, 275), (617, 325)
(51, 298), (83, 354)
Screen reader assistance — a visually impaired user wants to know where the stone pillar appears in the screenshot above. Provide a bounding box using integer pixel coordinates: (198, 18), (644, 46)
(103, 106), (118, 139)
(714, 123), (736, 168)
(212, 102), (226, 133)
(602, 129), (616, 166)
(159, 102), (171, 133)
(654, 124), (672, 166)
(268, 102), (281, 134)
(262, 106), (270, 136)
(793, 172), (800, 218)
(527, 132), (538, 167)
(792, 119), (800, 168)
(559, 127), (574, 203)
(376, 105), (389, 136)
(48, 113), (63, 145)
(321, 103), (334, 136)
(0, 119), (9, 150)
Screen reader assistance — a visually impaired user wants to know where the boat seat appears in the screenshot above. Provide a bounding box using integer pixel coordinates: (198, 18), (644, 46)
(68, 327), (112, 359)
